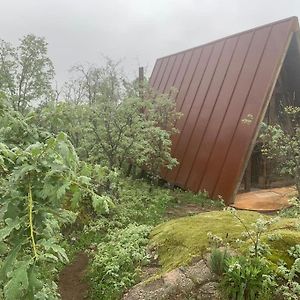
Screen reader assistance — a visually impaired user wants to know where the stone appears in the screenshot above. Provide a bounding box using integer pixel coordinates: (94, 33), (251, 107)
(197, 282), (220, 300)
(183, 260), (213, 285)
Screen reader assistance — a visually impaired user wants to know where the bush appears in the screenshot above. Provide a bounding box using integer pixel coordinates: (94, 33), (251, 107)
(220, 256), (275, 300)
(209, 248), (230, 277)
(87, 224), (152, 300)
(260, 105), (300, 197)
(275, 245), (300, 300)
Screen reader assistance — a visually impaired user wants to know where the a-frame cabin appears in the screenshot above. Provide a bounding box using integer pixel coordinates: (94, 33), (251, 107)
(150, 17), (300, 204)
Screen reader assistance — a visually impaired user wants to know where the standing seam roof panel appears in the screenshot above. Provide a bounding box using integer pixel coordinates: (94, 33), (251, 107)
(175, 37), (239, 186)
(167, 42), (223, 182)
(200, 26), (273, 196)
(160, 50), (194, 178)
(189, 32), (254, 191)
(166, 44), (215, 181)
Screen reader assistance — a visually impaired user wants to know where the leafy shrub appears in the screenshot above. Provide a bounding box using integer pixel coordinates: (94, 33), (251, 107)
(0, 130), (114, 299)
(260, 104), (300, 196)
(170, 188), (225, 209)
(209, 248), (230, 277)
(220, 256), (275, 300)
(35, 81), (181, 179)
(279, 196), (300, 218)
(275, 245), (300, 300)
(68, 177), (173, 254)
(87, 224), (151, 300)
(226, 207), (277, 257)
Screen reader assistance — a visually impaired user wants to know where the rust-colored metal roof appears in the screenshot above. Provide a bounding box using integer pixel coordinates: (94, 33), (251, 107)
(150, 17), (300, 204)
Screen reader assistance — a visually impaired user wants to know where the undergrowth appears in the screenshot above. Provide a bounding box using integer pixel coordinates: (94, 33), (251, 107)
(63, 178), (222, 299)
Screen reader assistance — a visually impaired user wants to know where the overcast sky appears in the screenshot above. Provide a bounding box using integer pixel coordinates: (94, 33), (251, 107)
(1, 0), (300, 84)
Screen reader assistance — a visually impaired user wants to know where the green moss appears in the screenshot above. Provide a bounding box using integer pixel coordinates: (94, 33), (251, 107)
(264, 230), (300, 267)
(150, 211), (259, 271)
(150, 211), (300, 271)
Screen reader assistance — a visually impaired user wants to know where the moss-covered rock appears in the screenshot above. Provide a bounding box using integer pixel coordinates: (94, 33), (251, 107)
(150, 211), (300, 271)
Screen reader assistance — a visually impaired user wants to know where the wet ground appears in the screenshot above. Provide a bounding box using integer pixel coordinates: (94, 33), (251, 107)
(59, 252), (89, 300)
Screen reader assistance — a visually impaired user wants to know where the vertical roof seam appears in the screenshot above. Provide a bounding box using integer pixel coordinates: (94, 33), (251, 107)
(212, 25), (274, 197)
(164, 48), (204, 178)
(172, 45), (214, 150)
(153, 57), (168, 90)
(161, 51), (193, 179)
(184, 36), (241, 188)
(157, 56), (171, 91)
(163, 54), (181, 91)
(150, 58), (162, 87)
(173, 40), (228, 183)
(197, 31), (255, 191)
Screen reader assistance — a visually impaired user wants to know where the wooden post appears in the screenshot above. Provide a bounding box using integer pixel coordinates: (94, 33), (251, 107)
(244, 158), (252, 192)
(138, 66), (144, 99)
(138, 66), (146, 179)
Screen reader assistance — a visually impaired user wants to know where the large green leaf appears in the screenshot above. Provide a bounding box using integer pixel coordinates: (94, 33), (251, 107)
(0, 244), (21, 280)
(4, 261), (30, 300)
(0, 218), (21, 242)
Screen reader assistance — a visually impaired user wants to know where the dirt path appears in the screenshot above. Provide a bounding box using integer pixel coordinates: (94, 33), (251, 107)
(59, 252), (89, 300)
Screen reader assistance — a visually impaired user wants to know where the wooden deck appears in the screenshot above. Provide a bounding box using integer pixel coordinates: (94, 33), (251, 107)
(233, 186), (296, 212)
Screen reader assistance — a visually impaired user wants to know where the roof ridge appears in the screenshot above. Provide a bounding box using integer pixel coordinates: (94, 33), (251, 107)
(158, 16), (299, 60)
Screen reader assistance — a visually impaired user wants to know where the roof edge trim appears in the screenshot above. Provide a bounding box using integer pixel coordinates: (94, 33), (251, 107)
(158, 17), (299, 60)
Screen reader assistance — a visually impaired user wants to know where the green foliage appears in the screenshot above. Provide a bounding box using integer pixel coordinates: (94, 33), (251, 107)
(35, 59), (181, 178)
(220, 256), (275, 300)
(0, 130), (111, 299)
(210, 210), (300, 300)
(68, 177), (173, 254)
(275, 245), (300, 300)
(169, 188), (225, 208)
(36, 89), (180, 178)
(64, 58), (126, 105)
(226, 207), (277, 257)
(260, 105), (300, 196)
(87, 224), (151, 300)
(209, 248), (230, 277)
(0, 35), (54, 112)
(279, 196), (300, 218)
(0, 94), (44, 147)
(33, 102), (89, 157)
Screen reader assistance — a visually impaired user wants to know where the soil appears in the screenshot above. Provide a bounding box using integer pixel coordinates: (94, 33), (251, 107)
(59, 252), (89, 300)
(165, 203), (219, 219)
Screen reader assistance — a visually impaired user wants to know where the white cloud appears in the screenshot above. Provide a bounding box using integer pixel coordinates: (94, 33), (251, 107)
(0, 0), (299, 83)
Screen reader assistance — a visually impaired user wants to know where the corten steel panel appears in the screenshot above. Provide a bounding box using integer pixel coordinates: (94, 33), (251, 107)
(166, 44), (215, 182)
(175, 37), (238, 186)
(149, 17), (299, 204)
(164, 53), (184, 92)
(160, 49), (194, 178)
(201, 27), (272, 196)
(149, 58), (162, 86)
(186, 32), (253, 191)
(152, 57), (169, 90)
(158, 55), (176, 92)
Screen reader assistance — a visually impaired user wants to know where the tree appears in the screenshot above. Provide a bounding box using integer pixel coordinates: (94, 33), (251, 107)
(0, 94), (115, 299)
(64, 58), (125, 105)
(0, 34), (54, 113)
